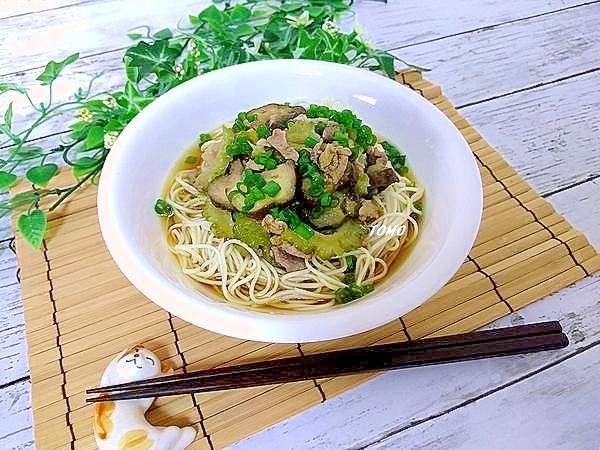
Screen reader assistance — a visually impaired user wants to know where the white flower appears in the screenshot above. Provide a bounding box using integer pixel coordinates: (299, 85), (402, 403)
(187, 39), (200, 58)
(354, 22), (372, 48)
(102, 96), (118, 109)
(103, 131), (119, 149)
(285, 11), (313, 28)
(321, 20), (340, 35)
(75, 107), (93, 123)
(173, 64), (185, 79)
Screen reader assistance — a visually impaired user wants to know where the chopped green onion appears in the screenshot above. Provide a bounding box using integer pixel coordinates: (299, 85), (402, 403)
(332, 130), (349, 147)
(244, 187), (264, 207)
(231, 171), (279, 212)
(198, 133), (212, 145)
(294, 222), (314, 240)
(350, 146), (361, 161)
(306, 104), (335, 119)
(184, 155), (198, 164)
(344, 255), (356, 272)
(154, 199), (174, 217)
(304, 135), (320, 148)
(298, 149), (326, 199)
(320, 192), (332, 207)
(314, 122), (326, 134)
(243, 186), (266, 211)
(307, 181), (323, 197)
(335, 280), (374, 304)
(356, 124), (375, 148)
(331, 109), (356, 129)
(228, 189), (242, 201)
(262, 180), (281, 197)
(306, 104), (319, 118)
(226, 135), (253, 157)
(246, 113), (257, 122)
(254, 150), (278, 169)
(256, 123), (269, 139)
(242, 169), (266, 188)
(269, 207), (314, 239)
(233, 117), (247, 131)
(381, 141), (408, 174)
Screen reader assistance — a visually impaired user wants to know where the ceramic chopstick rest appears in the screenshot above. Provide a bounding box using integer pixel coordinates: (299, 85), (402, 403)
(93, 344), (196, 450)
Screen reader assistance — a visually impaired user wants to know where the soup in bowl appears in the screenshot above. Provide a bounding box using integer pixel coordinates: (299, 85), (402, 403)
(97, 60), (482, 343)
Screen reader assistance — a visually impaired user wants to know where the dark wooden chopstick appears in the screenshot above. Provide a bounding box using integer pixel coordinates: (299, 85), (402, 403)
(86, 321), (567, 403)
(88, 321), (562, 393)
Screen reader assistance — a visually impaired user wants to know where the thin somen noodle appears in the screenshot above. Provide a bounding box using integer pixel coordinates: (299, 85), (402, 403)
(159, 103), (424, 311)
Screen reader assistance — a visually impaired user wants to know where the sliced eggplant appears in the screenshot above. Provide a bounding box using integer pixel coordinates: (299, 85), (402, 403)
(207, 160), (244, 210)
(248, 103), (305, 130)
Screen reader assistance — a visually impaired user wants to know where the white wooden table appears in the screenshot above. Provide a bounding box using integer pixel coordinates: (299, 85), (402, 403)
(1, 1), (599, 449)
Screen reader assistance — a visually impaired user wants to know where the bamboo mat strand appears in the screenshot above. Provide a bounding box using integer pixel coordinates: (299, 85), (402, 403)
(12, 70), (599, 450)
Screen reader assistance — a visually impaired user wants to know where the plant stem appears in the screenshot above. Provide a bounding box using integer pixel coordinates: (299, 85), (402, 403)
(48, 163), (103, 212)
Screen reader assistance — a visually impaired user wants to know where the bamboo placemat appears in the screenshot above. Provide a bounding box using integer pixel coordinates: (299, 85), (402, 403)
(12, 70), (600, 450)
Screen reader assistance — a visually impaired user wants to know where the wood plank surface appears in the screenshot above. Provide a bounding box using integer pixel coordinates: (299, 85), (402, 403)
(392, 2), (600, 106)
(10, 69), (598, 450)
(231, 274), (600, 449)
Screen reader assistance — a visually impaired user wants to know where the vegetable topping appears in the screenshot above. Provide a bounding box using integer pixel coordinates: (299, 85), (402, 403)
(172, 103), (416, 304)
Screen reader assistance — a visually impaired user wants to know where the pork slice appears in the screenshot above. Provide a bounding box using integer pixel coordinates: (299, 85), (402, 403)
(267, 129), (299, 162)
(271, 247), (306, 272)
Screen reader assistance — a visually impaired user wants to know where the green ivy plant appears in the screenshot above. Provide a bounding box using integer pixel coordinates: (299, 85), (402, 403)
(0, 0), (422, 248)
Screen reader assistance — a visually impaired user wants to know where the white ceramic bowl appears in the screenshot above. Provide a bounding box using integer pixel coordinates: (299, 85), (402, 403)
(97, 59), (482, 343)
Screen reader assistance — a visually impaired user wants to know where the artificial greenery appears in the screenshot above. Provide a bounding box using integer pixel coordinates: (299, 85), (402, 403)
(0, 0), (420, 248)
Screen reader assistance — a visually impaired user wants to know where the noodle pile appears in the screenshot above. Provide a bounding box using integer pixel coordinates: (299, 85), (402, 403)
(166, 165), (424, 311)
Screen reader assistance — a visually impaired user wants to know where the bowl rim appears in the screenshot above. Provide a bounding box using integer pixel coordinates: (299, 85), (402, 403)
(97, 59), (483, 343)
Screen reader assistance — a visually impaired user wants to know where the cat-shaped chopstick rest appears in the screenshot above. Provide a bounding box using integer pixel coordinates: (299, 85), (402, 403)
(93, 344), (196, 450)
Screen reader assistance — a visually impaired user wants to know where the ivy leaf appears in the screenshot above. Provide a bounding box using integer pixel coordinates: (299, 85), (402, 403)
(26, 164), (59, 187)
(0, 171), (17, 190)
(4, 102), (13, 129)
(72, 156), (100, 178)
(198, 5), (224, 24)
(86, 126), (105, 149)
(9, 145), (43, 160)
(36, 53), (80, 85)
(234, 24), (255, 38)
(124, 40), (180, 82)
(0, 191), (38, 218)
(229, 5), (251, 22)
(0, 83), (27, 95)
(18, 210), (47, 249)
(104, 119), (123, 132)
(153, 28), (173, 40)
